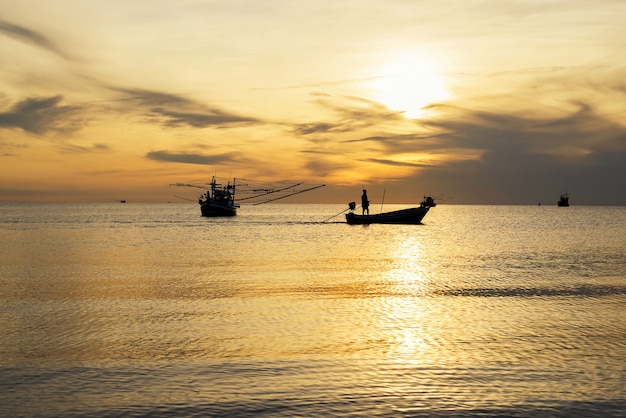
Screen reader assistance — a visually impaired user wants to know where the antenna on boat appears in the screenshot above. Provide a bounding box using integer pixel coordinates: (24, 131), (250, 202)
(380, 188), (386, 213)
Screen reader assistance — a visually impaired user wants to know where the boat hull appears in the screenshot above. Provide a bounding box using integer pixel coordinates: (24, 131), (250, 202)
(200, 202), (238, 217)
(345, 206), (429, 225)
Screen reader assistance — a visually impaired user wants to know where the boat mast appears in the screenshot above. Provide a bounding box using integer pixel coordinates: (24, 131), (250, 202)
(210, 176), (216, 200)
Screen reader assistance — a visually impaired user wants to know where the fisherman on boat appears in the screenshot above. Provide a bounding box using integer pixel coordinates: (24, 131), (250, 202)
(421, 196), (436, 207)
(361, 190), (370, 215)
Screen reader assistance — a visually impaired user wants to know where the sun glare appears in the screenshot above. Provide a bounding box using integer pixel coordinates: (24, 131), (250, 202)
(370, 55), (449, 118)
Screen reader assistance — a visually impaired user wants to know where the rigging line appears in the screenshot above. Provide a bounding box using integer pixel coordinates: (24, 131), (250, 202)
(252, 184), (325, 205)
(173, 195), (196, 202)
(170, 183), (206, 189)
(237, 182), (304, 202)
(322, 204), (360, 222)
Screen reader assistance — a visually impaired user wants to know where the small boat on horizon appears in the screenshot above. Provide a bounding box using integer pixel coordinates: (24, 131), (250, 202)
(558, 193), (570, 207)
(345, 196), (436, 225)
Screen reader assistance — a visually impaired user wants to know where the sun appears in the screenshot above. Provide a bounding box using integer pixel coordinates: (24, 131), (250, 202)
(369, 55), (450, 118)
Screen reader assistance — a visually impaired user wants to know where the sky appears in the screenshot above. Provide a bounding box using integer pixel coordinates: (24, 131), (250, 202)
(1, 0), (625, 205)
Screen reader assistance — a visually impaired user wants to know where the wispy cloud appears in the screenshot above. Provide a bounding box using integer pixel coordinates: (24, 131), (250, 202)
(323, 96), (404, 123)
(0, 19), (72, 59)
(110, 88), (195, 108)
(0, 95), (84, 135)
(303, 158), (355, 178)
(293, 95), (405, 137)
(146, 150), (240, 165)
(293, 122), (339, 136)
(423, 101), (626, 157)
(112, 87), (259, 128)
(57, 143), (112, 154)
(147, 108), (257, 128)
(343, 133), (447, 154)
(364, 158), (433, 168)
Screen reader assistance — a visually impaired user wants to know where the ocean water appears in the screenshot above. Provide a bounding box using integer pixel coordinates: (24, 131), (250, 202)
(0, 203), (624, 417)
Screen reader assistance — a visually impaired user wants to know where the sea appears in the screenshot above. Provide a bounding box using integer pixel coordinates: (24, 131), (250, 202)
(1, 203), (624, 418)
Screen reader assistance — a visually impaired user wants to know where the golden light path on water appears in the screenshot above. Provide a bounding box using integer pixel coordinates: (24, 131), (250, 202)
(378, 234), (432, 360)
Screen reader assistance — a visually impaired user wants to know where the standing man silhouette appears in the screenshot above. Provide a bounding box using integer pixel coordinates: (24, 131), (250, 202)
(361, 189), (370, 215)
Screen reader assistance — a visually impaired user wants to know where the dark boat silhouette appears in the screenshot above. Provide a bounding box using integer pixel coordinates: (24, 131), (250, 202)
(198, 177), (238, 217)
(558, 193), (570, 207)
(345, 196), (436, 225)
(172, 177), (325, 217)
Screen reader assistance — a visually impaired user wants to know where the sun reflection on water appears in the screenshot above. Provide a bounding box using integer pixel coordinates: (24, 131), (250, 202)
(383, 233), (431, 296)
(371, 233), (438, 362)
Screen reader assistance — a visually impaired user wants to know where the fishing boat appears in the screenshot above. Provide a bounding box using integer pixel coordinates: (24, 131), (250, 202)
(557, 193), (570, 207)
(345, 196), (436, 225)
(172, 177), (325, 217)
(198, 177), (238, 217)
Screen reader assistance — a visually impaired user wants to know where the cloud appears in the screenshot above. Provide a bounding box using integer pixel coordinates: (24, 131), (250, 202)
(110, 88), (195, 108)
(146, 150), (240, 165)
(0, 95), (84, 135)
(410, 102), (626, 204)
(0, 19), (72, 59)
(57, 143), (112, 154)
(303, 158), (355, 178)
(293, 94), (405, 137)
(147, 107), (257, 128)
(111, 87), (259, 128)
(343, 133), (447, 154)
(364, 158), (432, 168)
(293, 122), (338, 136)
(425, 101), (626, 156)
(323, 95), (405, 124)
(292, 89), (626, 203)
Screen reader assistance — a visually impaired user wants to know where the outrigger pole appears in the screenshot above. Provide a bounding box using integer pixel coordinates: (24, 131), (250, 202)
(237, 182), (303, 202)
(173, 195), (196, 202)
(252, 184), (326, 205)
(322, 204), (361, 223)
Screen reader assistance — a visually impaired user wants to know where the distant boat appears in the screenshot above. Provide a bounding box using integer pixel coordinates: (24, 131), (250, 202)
(172, 177), (325, 217)
(120, 200), (126, 203)
(345, 196), (436, 225)
(558, 193), (570, 207)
